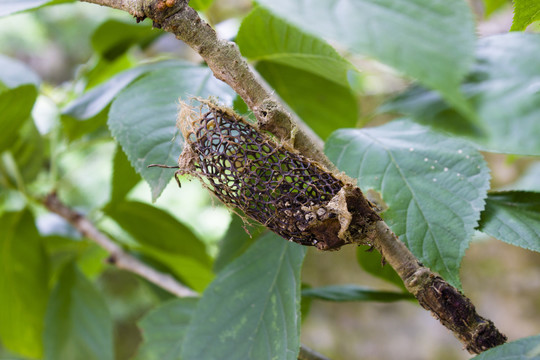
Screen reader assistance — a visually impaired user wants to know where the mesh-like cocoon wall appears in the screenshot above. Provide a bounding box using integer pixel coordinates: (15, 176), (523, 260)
(175, 101), (380, 250)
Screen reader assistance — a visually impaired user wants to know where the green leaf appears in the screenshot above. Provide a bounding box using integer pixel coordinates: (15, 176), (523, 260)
(181, 233), (306, 360)
(325, 120), (490, 288)
(237, 6), (359, 86)
(471, 334), (540, 359)
(109, 145), (140, 204)
(189, 0), (214, 11)
(255, 0), (476, 117)
(91, 19), (162, 61)
(105, 200), (213, 292)
(0, 85), (38, 152)
(511, 0), (540, 31)
(384, 33), (540, 155)
(256, 62), (358, 139)
(0, 210), (49, 358)
(302, 284), (412, 302)
(478, 191), (540, 253)
(0, 0), (74, 17)
(61, 105), (110, 141)
(62, 61), (185, 121)
(10, 118), (45, 183)
(83, 53), (136, 90)
(108, 64), (235, 201)
(136, 298), (199, 360)
(0, 54), (40, 88)
(213, 214), (264, 273)
(483, 0), (509, 17)
(356, 246), (405, 291)
(44, 262), (114, 360)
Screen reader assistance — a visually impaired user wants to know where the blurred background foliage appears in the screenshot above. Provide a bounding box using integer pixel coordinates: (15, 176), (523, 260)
(1, 0), (540, 359)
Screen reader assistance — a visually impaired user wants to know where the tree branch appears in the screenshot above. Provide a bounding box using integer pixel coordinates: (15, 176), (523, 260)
(77, 0), (507, 354)
(43, 192), (198, 298)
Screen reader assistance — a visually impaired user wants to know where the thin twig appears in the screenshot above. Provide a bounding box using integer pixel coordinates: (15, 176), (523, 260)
(43, 192), (198, 298)
(298, 344), (331, 360)
(43, 192), (328, 360)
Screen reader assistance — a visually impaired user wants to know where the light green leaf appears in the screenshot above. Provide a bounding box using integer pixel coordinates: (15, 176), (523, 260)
(383, 33), (540, 155)
(0, 0), (73, 17)
(237, 6), (358, 86)
(256, 62), (358, 139)
(0, 210), (49, 358)
(472, 334), (540, 359)
(0, 85), (37, 153)
(44, 262), (114, 360)
(10, 118), (45, 183)
(105, 200), (213, 292)
(136, 298), (199, 360)
(325, 120), (490, 288)
(91, 19), (162, 60)
(108, 64), (235, 201)
(189, 0), (214, 11)
(356, 246), (405, 290)
(0, 55), (40, 88)
(181, 233), (306, 360)
(109, 145), (140, 205)
(511, 0), (540, 31)
(302, 284), (412, 302)
(478, 191), (540, 253)
(255, 0), (476, 117)
(483, 0), (509, 17)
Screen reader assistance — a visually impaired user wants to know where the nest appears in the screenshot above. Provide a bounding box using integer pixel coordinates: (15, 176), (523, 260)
(172, 100), (380, 250)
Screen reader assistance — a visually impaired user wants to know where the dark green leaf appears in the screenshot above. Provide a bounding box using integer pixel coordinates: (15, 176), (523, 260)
(325, 120), (490, 288)
(237, 6), (359, 86)
(181, 233), (306, 360)
(384, 33), (540, 155)
(105, 200), (213, 291)
(472, 334), (540, 359)
(0, 0), (74, 17)
(478, 191), (540, 253)
(356, 246), (406, 291)
(109, 145), (141, 204)
(256, 62), (357, 139)
(0, 85), (38, 152)
(136, 298), (199, 360)
(302, 284), (412, 302)
(213, 214), (264, 273)
(108, 64), (235, 201)
(300, 283), (313, 321)
(511, 0), (540, 31)
(91, 19), (162, 61)
(44, 262), (114, 360)
(256, 0), (476, 116)
(0, 210), (49, 358)
(0, 54), (40, 87)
